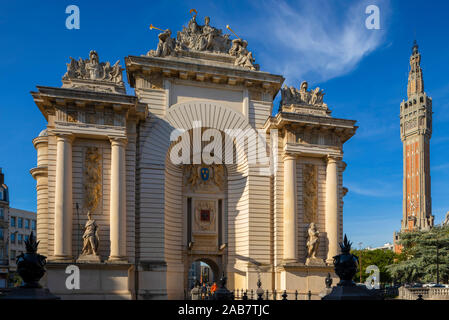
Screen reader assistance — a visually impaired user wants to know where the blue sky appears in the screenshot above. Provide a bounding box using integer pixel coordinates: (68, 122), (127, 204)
(1, 0), (448, 248)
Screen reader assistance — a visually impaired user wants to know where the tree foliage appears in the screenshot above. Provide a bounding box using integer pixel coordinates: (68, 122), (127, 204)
(351, 249), (397, 284)
(386, 226), (449, 284)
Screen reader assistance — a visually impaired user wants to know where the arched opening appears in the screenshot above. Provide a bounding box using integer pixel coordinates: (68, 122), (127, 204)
(187, 258), (220, 299)
(187, 258), (220, 289)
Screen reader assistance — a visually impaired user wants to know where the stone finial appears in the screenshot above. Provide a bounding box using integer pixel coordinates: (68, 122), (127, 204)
(62, 50), (125, 94)
(16, 232), (46, 288)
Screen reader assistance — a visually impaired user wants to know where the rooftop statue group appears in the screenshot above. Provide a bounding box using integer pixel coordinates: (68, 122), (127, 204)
(148, 12), (259, 71)
(281, 81), (326, 106)
(63, 50), (124, 84)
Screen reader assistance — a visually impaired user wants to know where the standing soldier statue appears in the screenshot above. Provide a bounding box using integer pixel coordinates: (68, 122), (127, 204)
(79, 210), (100, 261)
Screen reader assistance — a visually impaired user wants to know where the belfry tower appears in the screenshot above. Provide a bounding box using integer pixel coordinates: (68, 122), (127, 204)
(399, 40), (434, 231)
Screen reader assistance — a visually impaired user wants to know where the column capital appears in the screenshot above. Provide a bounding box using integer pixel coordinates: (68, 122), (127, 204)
(282, 152), (297, 161)
(55, 133), (75, 143)
(325, 154), (342, 163)
(109, 137), (128, 147)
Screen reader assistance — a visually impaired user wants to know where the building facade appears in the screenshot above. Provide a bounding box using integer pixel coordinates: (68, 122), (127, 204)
(30, 13), (357, 299)
(8, 208), (37, 272)
(0, 169), (37, 288)
(400, 41), (433, 232)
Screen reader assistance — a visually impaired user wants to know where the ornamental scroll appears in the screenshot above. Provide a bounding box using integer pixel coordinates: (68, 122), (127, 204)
(84, 147), (102, 213)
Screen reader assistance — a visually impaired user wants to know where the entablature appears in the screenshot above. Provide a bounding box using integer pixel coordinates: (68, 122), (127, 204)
(284, 142), (342, 159)
(264, 112), (357, 144)
(31, 86), (148, 139)
(125, 55), (284, 99)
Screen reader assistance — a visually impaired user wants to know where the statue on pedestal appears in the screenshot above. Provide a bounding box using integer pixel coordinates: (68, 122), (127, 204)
(86, 50), (101, 80)
(78, 210), (100, 262)
(306, 223), (324, 265)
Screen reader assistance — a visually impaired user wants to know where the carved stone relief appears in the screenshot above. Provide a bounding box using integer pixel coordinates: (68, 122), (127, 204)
(86, 112), (97, 124)
(303, 164), (318, 224)
(67, 111), (78, 123)
(84, 147), (102, 213)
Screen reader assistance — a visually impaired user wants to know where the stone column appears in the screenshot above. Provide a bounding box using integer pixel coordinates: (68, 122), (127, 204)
(109, 137), (127, 261)
(283, 153), (297, 262)
(54, 134), (74, 260)
(325, 156), (340, 263)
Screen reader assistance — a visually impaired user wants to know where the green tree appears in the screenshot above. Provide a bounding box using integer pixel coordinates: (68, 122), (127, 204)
(386, 226), (449, 284)
(351, 249), (397, 285)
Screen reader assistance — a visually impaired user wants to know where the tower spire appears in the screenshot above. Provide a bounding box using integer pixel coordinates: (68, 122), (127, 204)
(407, 40), (424, 98)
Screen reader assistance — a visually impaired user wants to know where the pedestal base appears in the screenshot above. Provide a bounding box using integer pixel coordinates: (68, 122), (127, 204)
(305, 257), (326, 266)
(77, 254), (101, 263)
(322, 284), (383, 300)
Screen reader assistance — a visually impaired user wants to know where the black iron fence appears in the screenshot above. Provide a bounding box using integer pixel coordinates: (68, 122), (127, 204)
(186, 288), (315, 300)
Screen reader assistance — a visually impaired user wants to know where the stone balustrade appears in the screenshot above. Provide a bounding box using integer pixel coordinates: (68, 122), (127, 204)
(398, 286), (449, 300)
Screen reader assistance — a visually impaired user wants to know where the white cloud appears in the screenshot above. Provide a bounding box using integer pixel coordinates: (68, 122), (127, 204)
(346, 180), (401, 197)
(248, 0), (389, 85)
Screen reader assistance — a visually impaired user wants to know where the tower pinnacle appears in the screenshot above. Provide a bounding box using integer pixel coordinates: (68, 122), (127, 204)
(407, 40), (424, 98)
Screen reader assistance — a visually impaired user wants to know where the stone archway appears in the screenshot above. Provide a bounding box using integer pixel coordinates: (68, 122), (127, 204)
(150, 101), (252, 299)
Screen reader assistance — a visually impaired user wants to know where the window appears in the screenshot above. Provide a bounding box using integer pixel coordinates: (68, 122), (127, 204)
(25, 219), (30, 229)
(0, 208), (3, 219)
(18, 217), (23, 228)
(24, 235), (29, 242)
(10, 233), (15, 244)
(0, 188), (4, 201)
(10, 250), (15, 261)
(0, 228), (3, 239)
(10, 217), (15, 227)
(31, 220), (36, 231)
(18, 234), (22, 244)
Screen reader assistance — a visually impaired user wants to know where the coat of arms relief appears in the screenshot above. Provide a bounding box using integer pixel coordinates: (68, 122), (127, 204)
(194, 200), (216, 232)
(183, 164), (225, 192)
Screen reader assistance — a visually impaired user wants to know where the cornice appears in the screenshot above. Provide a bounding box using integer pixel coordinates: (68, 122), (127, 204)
(125, 55), (284, 98)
